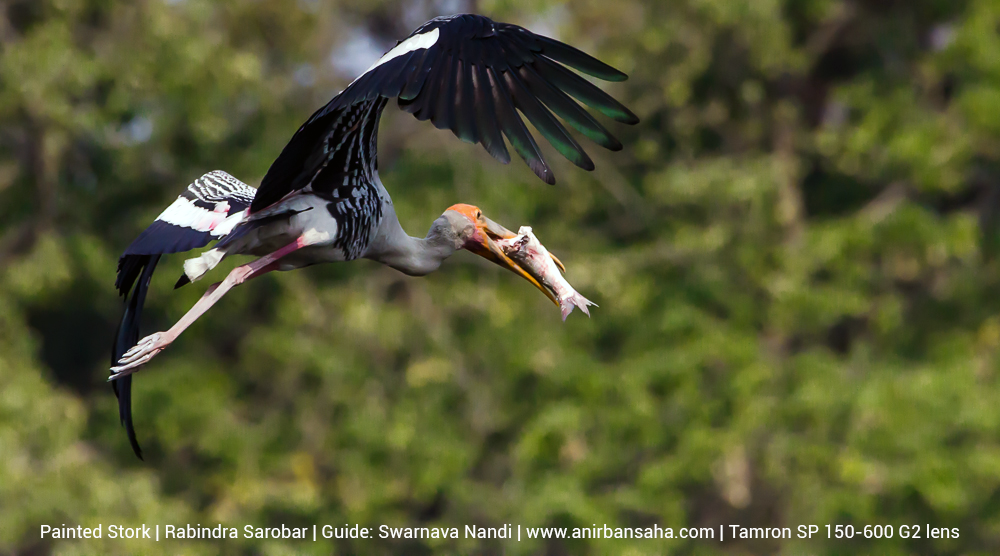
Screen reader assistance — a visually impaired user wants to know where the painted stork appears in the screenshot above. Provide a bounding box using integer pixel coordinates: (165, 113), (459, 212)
(110, 14), (637, 458)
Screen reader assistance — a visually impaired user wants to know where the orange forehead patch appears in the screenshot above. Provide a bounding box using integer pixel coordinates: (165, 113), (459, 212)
(446, 203), (482, 221)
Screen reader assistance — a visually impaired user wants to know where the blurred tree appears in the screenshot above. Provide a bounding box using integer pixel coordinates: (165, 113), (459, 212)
(2, 0), (1000, 554)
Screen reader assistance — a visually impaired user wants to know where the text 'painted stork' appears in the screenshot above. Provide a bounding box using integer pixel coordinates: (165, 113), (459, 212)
(110, 14), (637, 458)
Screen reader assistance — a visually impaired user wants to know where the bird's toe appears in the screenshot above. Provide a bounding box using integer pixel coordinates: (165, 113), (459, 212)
(110, 333), (165, 376)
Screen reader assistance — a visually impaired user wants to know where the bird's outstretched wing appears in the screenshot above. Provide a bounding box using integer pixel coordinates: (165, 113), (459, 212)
(250, 13), (638, 213)
(113, 170), (255, 459)
(121, 170), (255, 265)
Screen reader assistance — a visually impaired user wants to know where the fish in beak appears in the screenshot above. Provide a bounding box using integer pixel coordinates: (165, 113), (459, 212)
(446, 204), (560, 305)
(497, 226), (597, 321)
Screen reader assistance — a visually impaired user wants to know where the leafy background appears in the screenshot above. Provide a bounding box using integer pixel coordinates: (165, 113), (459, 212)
(2, 0), (999, 554)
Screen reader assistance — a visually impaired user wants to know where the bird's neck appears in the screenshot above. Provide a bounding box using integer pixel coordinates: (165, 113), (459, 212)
(366, 211), (457, 276)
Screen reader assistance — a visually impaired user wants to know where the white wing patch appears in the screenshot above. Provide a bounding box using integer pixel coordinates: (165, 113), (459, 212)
(157, 197), (243, 236)
(212, 209), (249, 237)
(359, 28), (440, 78)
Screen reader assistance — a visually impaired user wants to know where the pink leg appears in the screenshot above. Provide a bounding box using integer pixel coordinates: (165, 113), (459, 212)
(110, 238), (307, 377)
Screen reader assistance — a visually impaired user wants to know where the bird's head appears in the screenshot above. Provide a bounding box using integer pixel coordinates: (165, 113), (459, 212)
(438, 203), (558, 305)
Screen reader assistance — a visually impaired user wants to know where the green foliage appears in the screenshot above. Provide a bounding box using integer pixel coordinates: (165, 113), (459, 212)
(2, 0), (999, 554)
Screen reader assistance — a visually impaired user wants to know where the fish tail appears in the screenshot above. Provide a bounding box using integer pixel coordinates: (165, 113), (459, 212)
(560, 291), (598, 321)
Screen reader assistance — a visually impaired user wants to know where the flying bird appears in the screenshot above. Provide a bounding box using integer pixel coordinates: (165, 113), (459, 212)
(110, 14), (637, 458)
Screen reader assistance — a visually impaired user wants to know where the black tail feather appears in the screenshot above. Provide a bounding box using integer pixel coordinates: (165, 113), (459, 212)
(111, 254), (160, 460)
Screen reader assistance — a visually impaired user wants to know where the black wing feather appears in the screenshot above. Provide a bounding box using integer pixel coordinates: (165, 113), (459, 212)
(401, 53), (446, 122)
(532, 55), (639, 124)
(473, 64), (510, 163)
(503, 69), (594, 171)
(400, 48), (434, 101)
(501, 30), (536, 64)
(517, 63), (622, 151)
(489, 67), (553, 184)
(382, 51), (417, 98)
(434, 53), (460, 133)
(454, 59), (479, 144)
(252, 13), (637, 213)
(112, 254), (160, 460)
(532, 34), (628, 82)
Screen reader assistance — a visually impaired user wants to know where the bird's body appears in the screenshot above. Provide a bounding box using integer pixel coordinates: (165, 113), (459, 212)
(178, 171), (460, 280)
(110, 13), (637, 458)
(193, 189), (355, 273)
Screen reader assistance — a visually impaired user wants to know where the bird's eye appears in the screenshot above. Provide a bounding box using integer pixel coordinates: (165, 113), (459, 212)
(476, 210), (482, 219)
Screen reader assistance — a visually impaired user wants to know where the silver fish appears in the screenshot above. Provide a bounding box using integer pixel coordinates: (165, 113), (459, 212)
(499, 226), (597, 321)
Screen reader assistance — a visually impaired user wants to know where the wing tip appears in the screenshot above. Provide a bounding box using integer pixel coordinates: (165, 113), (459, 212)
(539, 166), (556, 185)
(111, 372), (144, 460)
(604, 70), (628, 83)
(174, 274), (191, 289)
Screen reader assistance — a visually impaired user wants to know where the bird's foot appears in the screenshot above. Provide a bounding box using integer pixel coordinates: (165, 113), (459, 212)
(110, 332), (169, 378)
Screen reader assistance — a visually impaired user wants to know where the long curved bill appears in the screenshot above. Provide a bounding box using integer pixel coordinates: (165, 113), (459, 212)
(467, 216), (560, 306)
